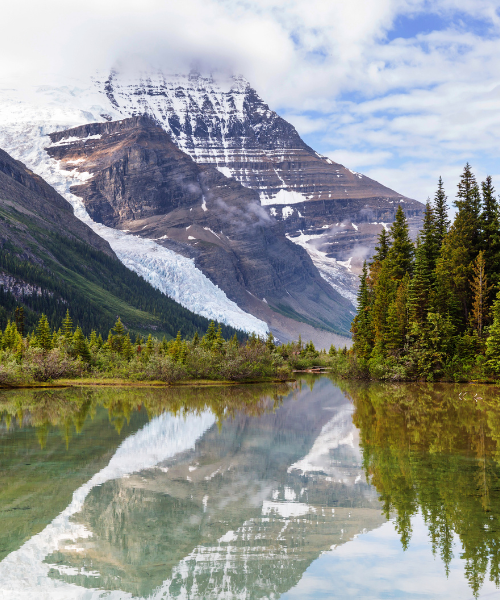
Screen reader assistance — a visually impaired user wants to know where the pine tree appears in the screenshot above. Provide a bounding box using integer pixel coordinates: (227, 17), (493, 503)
(486, 291), (500, 374)
(371, 261), (396, 353)
(145, 333), (154, 358)
(420, 202), (440, 275)
(266, 331), (275, 351)
(371, 228), (391, 264)
(213, 324), (224, 352)
(89, 330), (98, 349)
(14, 306), (24, 336)
(329, 344), (337, 356)
(170, 331), (182, 360)
(387, 206), (414, 280)
(122, 333), (134, 360)
(192, 331), (199, 347)
(386, 275), (409, 352)
(73, 326), (90, 362)
(109, 317), (125, 353)
(35, 314), (52, 351)
(352, 261), (373, 359)
(480, 175), (500, 287)
(62, 309), (73, 340)
(434, 177), (450, 248)
(454, 163), (482, 259)
(205, 321), (217, 344)
(408, 240), (432, 325)
(179, 341), (188, 364)
(2, 320), (21, 350)
(470, 251), (491, 338)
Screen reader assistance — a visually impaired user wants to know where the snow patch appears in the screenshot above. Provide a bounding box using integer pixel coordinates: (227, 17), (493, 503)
(216, 166), (232, 179)
(261, 189), (309, 206)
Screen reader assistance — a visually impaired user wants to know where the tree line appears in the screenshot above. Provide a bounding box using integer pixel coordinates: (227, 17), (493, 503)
(351, 164), (500, 380)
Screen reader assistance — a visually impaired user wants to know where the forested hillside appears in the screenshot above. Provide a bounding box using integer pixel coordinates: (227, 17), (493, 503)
(351, 164), (500, 381)
(0, 148), (241, 340)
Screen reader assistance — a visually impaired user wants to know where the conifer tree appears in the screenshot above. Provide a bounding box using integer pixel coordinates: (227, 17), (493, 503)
(351, 262), (373, 359)
(386, 275), (409, 352)
(89, 330), (98, 349)
(371, 261), (396, 352)
(480, 175), (500, 287)
(179, 341), (188, 364)
(454, 163), (482, 259)
(122, 333), (134, 360)
(420, 202), (440, 275)
(213, 324), (224, 352)
(486, 291), (500, 374)
(14, 306), (24, 336)
(62, 309), (73, 340)
(266, 331), (275, 351)
(387, 206), (414, 280)
(35, 314), (52, 351)
(408, 240), (432, 325)
(110, 318), (125, 353)
(434, 177), (449, 248)
(205, 321), (217, 344)
(2, 320), (21, 350)
(192, 331), (199, 347)
(470, 251), (491, 338)
(329, 344), (337, 356)
(145, 333), (154, 358)
(73, 326), (90, 362)
(371, 228), (391, 264)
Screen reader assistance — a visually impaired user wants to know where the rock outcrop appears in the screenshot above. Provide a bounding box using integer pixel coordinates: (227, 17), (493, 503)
(47, 116), (355, 337)
(94, 70), (425, 296)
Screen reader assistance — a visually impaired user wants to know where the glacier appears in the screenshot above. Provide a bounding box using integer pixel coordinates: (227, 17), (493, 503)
(0, 83), (268, 335)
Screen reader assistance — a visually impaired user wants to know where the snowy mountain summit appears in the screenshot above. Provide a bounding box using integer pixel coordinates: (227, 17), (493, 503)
(0, 68), (424, 342)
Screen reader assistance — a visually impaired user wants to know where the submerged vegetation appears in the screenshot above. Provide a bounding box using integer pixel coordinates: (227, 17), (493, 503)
(347, 164), (500, 381)
(0, 309), (343, 385)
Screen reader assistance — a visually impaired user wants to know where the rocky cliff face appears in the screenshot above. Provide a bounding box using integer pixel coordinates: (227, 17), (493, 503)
(94, 70), (425, 297)
(46, 116), (354, 337)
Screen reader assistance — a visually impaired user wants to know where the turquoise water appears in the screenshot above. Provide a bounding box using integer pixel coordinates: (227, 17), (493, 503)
(1, 378), (500, 599)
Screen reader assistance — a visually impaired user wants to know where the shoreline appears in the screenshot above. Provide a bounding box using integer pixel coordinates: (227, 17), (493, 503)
(0, 376), (297, 390)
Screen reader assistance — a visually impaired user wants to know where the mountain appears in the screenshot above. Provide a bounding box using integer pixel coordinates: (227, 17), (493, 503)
(0, 146), (244, 339)
(96, 70), (425, 300)
(45, 115), (354, 339)
(0, 70), (425, 342)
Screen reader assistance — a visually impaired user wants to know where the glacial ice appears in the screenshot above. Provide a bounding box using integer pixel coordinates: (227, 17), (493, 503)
(0, 84), (268, 335)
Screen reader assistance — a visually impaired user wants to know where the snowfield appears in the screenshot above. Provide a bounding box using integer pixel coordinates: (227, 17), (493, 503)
(0, 82), (268, 335)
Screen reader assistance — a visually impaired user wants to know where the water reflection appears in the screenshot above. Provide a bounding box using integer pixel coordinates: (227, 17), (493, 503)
(3, 379), (500, 598)
(343, 380), (500, 598)
(0, 379), (382, 599)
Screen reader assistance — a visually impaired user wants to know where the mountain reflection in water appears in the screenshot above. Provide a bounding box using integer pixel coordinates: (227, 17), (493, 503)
(2, 379), (500, 598)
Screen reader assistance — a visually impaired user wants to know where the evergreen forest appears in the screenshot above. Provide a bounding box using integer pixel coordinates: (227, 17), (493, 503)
(350, 164), (500, 381)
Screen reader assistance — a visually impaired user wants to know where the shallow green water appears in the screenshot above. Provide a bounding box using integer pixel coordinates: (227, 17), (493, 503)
(1, 378), (500, 598)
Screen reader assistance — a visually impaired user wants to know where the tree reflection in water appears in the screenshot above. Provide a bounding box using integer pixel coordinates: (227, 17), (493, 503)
(341, 380), (500, 598)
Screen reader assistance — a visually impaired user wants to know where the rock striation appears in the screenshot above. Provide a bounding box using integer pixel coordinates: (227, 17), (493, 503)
(47, 116), (355, 337)
(94, 70), (425, 296)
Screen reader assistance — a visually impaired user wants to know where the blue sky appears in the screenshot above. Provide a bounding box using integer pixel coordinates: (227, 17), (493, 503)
(3, 0), (500, 205)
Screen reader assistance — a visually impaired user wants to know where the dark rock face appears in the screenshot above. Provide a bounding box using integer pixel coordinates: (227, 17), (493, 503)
(47, 116), (354, 336)
(92, 71), (425, 295)
(95, 71), (407, 204)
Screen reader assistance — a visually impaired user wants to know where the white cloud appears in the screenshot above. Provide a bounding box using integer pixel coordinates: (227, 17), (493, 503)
(2, 0), (500, 201)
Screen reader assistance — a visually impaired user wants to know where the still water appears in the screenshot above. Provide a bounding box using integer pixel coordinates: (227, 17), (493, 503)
(1, 377), (500, 599)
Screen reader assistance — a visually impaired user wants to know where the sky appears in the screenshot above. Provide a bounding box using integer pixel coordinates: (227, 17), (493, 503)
(3, 0), (500, 203)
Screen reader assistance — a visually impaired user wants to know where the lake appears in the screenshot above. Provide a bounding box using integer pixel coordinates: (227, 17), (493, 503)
(1, 377), (500, 599)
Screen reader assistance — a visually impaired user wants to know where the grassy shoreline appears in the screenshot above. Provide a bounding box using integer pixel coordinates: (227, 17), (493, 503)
(0, 376), (298, 389)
